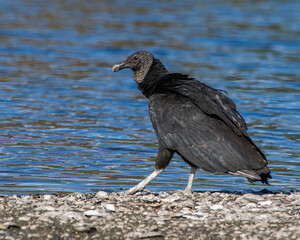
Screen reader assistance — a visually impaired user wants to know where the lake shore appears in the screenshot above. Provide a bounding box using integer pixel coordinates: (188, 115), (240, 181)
(0, 190), (299, 240)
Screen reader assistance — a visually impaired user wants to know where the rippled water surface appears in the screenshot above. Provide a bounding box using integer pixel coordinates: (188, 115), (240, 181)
(0, 0), (299, 194)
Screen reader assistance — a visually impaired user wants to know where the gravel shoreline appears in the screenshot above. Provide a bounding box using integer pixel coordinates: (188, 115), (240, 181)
(0, 190), (299, 240)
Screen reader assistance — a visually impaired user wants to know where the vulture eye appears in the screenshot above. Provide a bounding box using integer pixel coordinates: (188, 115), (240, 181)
(133, 56), (138, 61)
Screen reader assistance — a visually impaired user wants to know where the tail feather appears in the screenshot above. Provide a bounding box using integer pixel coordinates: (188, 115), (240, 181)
(228, 166), (271, 184)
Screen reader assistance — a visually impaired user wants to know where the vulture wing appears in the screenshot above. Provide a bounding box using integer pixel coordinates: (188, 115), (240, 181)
(148, 74), (268, 173)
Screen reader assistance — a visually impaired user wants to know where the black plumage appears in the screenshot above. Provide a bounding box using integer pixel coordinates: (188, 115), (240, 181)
(112, 51), (271, 194)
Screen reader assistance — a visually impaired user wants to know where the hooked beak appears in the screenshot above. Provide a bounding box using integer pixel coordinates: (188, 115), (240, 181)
(112, 61), (127, 72)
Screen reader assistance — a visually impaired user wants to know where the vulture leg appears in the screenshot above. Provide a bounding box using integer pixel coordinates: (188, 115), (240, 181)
(126, 169), (164, 195)
(184, 166), (197, 193)
(126, 143), (174, 195)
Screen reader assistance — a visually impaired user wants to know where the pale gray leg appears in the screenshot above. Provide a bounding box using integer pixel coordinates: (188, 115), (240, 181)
(184, 166), (197, 193)
(126, 169), (164, 195)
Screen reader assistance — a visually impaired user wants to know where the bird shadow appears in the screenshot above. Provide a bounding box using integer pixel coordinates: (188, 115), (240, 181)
(192, 189), (296, 196)
(111, 187), (296, 196)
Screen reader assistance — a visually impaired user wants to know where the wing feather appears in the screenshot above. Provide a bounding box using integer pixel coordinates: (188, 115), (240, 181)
(149, 93), (267, 173)
(154, 73), (248, 136)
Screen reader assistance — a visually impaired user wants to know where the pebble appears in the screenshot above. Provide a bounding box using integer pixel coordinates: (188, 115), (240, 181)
(67, 195), (76, 202)
(30, 224), (38, 230)
(162, 195), (181, 203)
(181, 199), (194, 208)
(3, 222), (21, 229)
(43, 211), (61, 219)
(37, 205), (56, 211)
(291, 199), (300, 205)
(18, 216), (31, 222)
(84, 210), (102, 217)
(210, 204), (224, 210)
(96, 191), (108, 198)
(245, 203), (257, 209)
(239, 194), (264, 202)
(74, 223), (97, 233)
(258, 214), (270, 220)
(43, 195), (52, 200)
(258, 200), (272, 206)
(0, 191), (299, 240)
(140, 194), (157, 203)
(183, 215), (202, 220)
(138, 231), (164, 238)
(103, 203), (115, 212)
(61, 211), (83, 220)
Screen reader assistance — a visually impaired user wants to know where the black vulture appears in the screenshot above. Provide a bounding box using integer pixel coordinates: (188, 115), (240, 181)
(112, 51), (271, 194)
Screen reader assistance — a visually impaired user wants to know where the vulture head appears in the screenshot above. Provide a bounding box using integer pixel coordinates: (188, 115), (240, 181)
(112, 51), (167, 83)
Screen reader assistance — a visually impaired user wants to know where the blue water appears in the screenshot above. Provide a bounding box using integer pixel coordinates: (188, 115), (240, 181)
(0, 0), (299, 194)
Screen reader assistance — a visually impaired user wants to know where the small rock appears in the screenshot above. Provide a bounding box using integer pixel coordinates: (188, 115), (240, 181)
(159, 192), (169, 198)
(181, 199), (194, 208)
(0, 225), (6, 230)
(43, 195), (52, 200)
(96, 191), (108, 198)
(21, 195), (30, 203)
(22, 195), (30, 200)
(242, 194), (264, 202)
(124, 232), (136, 239)
(61, 211), (83, 220)
(258, 200), (272, 206)
(43, 211), (61, 219)
(141, 195), (158, 203)
(162, 195), (181, 203)
(225, 214), (235, 221)
(30, 224), (38, 230)
(103, 203), (115, 212)
(67, 195), (76, 202)
(18, 216), (31, 222)
(169, 212), (183, 218)
(210, 204), (224, 210)
(193, 211), (207, 217)
(73, 193), (85, 199)
(180, 207), (192, 214)
(74, 223), (96, 233)
(245, 203), (257, 209)
(84, 210), (102, 217)
(4, 222), (21, 229)
(138, 231), (164, 239)
(258, 214), (270, 220)
(38, 205), (55, 211)
(144, 188), (152, 193)
(183, 215), (202, 220)
(290, 199), (300, 206)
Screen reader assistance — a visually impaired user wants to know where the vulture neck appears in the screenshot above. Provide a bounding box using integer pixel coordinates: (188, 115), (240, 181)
(137, 58), (168, 98)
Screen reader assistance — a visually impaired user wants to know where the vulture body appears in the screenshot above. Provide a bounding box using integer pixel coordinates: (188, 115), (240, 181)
(112, 51), (271, 194)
